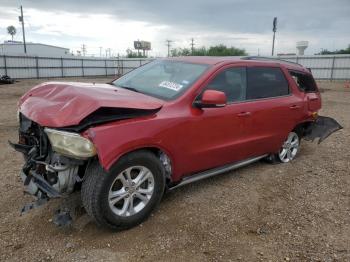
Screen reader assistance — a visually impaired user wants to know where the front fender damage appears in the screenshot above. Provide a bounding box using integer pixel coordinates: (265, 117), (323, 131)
(304, 116), (343, 144)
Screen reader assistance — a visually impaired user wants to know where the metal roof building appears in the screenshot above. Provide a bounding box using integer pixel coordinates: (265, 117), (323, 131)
(0, 42), (72, 57)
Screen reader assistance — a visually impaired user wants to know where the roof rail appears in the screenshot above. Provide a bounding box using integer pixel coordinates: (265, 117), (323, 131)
(241, 56), (303, 67)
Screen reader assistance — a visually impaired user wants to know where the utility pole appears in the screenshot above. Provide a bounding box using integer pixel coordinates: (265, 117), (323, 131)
(190, 38), (195, 55)
(18, 5), (27, 54)
(271, 17), (277, 56)
(166, 39), (172, 57)
(104, 48), (111, 58)
(99, 47), (102, 57)
(81, 44), (86, 56)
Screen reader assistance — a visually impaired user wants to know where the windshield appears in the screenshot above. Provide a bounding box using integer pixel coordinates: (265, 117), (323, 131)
(112, 60), (209, 100)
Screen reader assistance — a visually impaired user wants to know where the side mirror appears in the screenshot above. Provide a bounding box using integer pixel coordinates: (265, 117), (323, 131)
(195, 89), (227, 108)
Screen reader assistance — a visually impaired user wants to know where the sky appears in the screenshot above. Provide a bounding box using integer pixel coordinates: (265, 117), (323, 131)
(0, 0), (349, 57)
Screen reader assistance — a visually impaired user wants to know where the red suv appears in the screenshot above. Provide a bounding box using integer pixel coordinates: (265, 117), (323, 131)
(11, 56), (341, 229)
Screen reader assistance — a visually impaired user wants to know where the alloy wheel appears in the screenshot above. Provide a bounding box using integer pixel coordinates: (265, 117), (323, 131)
(108, 166), (154, 217)
(278, 132), (300, 163)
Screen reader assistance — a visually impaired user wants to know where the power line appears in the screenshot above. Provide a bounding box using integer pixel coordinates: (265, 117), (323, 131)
(105, 48), (111, 58)
(165, 39), (173, 57)
(190, 38), (195, 55)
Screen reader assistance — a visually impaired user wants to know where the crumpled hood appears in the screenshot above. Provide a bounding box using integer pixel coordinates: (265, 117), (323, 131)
(19, 82), (163, 128)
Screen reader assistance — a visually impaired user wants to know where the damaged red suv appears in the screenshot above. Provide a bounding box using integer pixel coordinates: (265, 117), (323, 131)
(11, 57), (342, 230)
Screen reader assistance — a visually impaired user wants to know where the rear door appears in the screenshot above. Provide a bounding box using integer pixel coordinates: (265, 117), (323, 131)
(241, 66), (303, 156)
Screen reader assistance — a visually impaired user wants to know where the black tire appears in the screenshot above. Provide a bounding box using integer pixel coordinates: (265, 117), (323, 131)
(81, 150), (165, 230)
(264, 153), (280, 164)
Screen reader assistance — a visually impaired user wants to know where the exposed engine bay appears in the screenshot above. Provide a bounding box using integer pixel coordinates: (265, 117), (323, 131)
(9, 114), (85, 222)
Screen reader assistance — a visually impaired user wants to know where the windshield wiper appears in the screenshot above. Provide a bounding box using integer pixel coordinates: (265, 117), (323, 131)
(117, 85), (141, 93)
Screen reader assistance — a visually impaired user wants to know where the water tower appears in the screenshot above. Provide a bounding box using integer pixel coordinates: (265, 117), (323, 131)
(296, 41), (309, 55)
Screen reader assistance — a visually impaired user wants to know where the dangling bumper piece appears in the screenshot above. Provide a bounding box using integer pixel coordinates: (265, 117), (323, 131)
(304, 116), (343, 144)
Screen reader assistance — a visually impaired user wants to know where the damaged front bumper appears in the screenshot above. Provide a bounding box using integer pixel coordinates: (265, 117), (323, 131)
(9, 114), (88, 217)
(304, 116), (343, 144)
(19, 169), (61, 198)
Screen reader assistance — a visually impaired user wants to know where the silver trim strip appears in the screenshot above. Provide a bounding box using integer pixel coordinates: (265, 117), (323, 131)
(170, 154), (268, 190)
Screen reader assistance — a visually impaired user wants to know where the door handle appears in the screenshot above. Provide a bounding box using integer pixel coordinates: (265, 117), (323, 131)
(237, 112), (251, 117)
(289, 105), (301, 109)
(309, 97), (319, 101)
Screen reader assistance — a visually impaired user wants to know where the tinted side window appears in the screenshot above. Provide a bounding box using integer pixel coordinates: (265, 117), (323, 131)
(289, 71), (317, 92)
(204, 67), (247, 102)
(247, 67), (289, 100)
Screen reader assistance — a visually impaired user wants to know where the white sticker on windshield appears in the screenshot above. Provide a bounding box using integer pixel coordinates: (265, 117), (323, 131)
(159, 81), (183, 91)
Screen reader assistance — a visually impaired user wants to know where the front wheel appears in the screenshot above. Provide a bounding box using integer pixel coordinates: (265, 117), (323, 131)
(81, 151), (165, 230)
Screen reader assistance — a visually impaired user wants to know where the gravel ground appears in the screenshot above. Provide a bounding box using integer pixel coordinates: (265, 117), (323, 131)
(0, 78), (349, 262)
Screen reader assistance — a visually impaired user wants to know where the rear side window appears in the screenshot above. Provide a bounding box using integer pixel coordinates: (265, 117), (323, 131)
(289, 71), (317, 92)
(246, 67), (289, 100)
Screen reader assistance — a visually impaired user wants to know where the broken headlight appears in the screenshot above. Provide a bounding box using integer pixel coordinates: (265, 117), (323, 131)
(45, 128), (96, 159)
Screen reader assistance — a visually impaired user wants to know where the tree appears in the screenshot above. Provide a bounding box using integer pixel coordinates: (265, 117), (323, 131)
(7, 25), (16, 41)
(192, 46), (207, 56)
(171, 48), (191, 57)
(171, 44), (247, 57)
(316, 45), (350, 55)
(207, 45), (247, 56)
(126, 48), (147, 58)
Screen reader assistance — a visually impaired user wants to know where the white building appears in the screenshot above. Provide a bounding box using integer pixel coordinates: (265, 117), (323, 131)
(0, 41), (72, 57)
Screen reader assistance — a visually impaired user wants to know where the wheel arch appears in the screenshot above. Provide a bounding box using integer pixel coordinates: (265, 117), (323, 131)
(102, 146), (174, 185)
(292, 120), (314, 138)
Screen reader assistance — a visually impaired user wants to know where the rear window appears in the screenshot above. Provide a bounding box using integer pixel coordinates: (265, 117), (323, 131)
(289, 71), (318, 92)
(246, 67), (289, 100)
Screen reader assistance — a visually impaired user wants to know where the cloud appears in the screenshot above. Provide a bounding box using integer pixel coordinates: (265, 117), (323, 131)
(1, 0), (349, 56)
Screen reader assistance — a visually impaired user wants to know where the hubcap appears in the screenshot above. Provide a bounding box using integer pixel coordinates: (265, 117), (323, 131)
(108, 166), (154, 217)
(278, 132), (299, 163)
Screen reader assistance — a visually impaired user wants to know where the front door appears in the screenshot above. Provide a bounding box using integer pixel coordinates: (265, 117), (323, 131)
(179, 66), (254, 174)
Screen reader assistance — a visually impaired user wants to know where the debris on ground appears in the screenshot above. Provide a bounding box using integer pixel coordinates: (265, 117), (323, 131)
(0, 75), (15, 85)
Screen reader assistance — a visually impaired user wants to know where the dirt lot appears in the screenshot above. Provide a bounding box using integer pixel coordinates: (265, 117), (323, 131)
(0, 78), (349, 262)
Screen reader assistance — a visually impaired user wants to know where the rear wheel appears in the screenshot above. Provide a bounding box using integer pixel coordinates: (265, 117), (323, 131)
(266, 131), (300, 164)
(81, 151), (165, 230)
(278, 131), (300, 163)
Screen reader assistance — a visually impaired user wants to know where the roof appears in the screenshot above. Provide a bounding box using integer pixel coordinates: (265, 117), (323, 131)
(165, 56), (308, 72)
(165, 56), (242, 65)
(0, 42), (69, 50)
